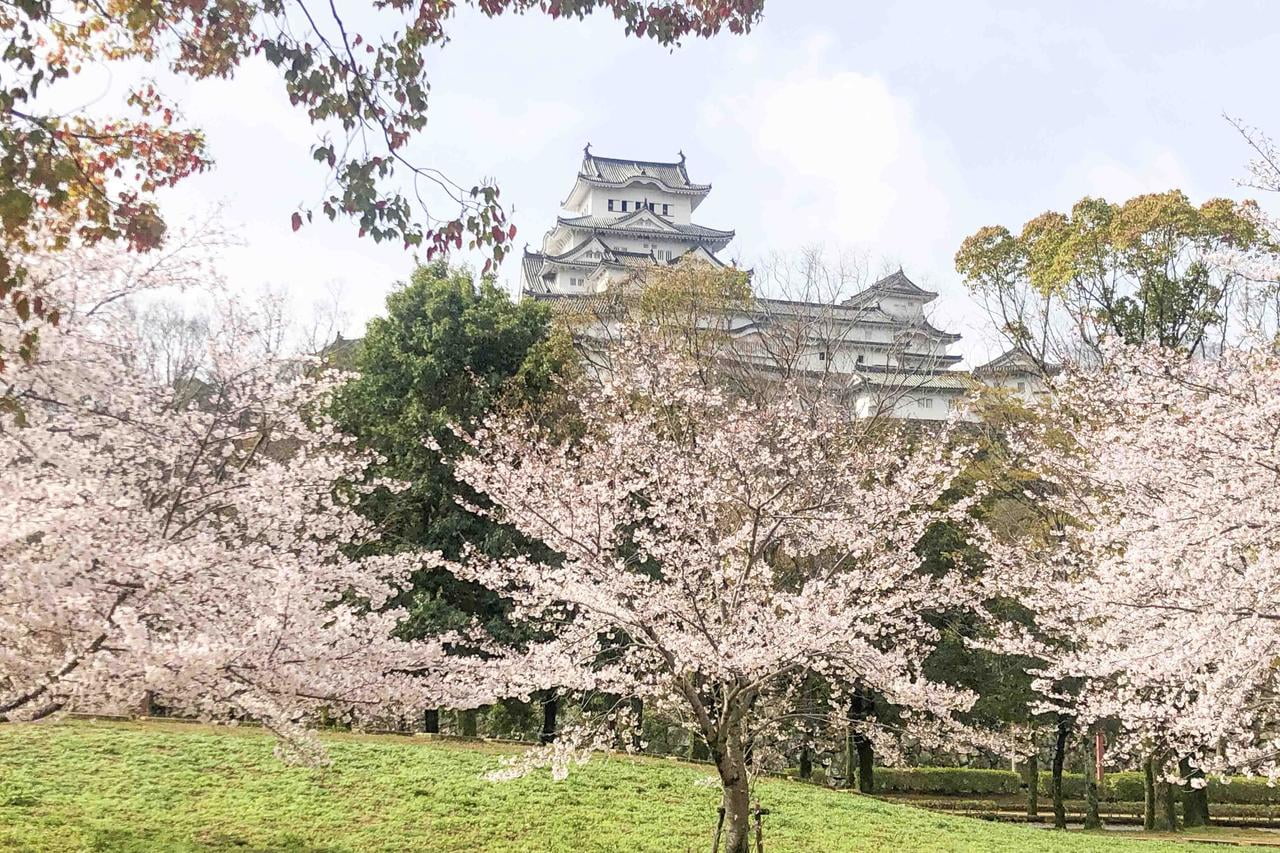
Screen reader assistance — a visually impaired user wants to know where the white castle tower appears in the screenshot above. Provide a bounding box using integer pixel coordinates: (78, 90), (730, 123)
(522, 145), (735, 294)
(518, 146), (1042, 420)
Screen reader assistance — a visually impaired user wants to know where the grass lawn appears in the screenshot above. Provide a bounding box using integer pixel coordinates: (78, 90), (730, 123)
(0, 719), (1246, 852)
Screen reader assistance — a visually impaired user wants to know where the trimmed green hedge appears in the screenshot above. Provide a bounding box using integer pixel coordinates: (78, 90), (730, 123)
(876, 767), (1021, 796)
(1203, 776), (1280, 805)
(1036, 770), (1085, 800)
(880, 766), (1280, 806)
(883, 797), (1280, 822)
(1090, 771), (1280, 805)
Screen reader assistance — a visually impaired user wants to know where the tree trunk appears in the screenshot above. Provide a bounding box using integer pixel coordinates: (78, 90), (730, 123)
(714, 731), (753, 853)
(1051, 715), (1071, 829)
(798, 746), (812, 781)
(844, 711), (856, 790)
(1083, 732), (1102, 829)
(423, 708), (439, 734)
(1025, 753), (1039, 819)
(846, 689), (874, 793)
(459, 708), (478, 738)
(1160, 757), (1179, 832)
(1180, 756), (1209, 828)
(540, 694), (559, 745)
(1144, 754), (1156, 830)
(855, 734), (874, 794)
(629, 697), (644, 752)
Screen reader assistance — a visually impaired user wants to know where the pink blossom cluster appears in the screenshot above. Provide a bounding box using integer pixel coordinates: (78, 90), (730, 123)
(989, 342), (1280, 777)
(0, 239), (485, 757)
(438, 337), (996, 779)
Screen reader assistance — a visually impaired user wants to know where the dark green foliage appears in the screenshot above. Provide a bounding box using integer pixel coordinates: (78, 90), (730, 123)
(913, 465), (1041, 736)
(882, 766), (1280, 808)
(331, 260), (571, 642)
(879, 796), (1280, 824)
(1038, 771), (1087, 800)
(1107, 773), (1280, 806)
(875, 767), (1023, 796)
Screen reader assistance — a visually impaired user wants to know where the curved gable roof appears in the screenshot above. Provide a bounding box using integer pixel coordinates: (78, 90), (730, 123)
(579, 149), (709, 191)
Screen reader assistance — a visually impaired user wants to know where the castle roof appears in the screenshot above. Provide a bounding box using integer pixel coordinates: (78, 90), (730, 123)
(749, 297), (961, 343)
(972, 347), (1059, 377)
(843, 270), (939, 308)
(579, 148), (708, 191)
(563, 146), (713, 209)
(557, 212), (734, 242)
(523, 239), (730, 292)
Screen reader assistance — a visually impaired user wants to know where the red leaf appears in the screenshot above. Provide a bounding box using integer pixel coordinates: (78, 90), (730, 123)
(291, 212), (303, 232)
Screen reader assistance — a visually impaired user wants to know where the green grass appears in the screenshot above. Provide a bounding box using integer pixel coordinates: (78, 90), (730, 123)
(0, 720), (1231, 852)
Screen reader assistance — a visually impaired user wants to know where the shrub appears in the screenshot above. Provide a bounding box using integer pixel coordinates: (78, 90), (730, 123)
(1049, 769), (1280, 805)
(1036, 771), (1086, 800)
(879, 765), (1280, 806)
(1105, 772), (1145, 802)
(1205, 776), (1280, 805)
(1103, 771), (1280, 805)
(876, 767), (1021, 796)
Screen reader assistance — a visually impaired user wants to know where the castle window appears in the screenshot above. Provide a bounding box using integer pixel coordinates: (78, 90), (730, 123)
(662, 204), (670, 216)
(855, 354), (865, 365)
(608, 199), (615, 211)
(1017, 381), (1027, 393)
(921, 398), (934, 410)
(621, 201), (629, 212)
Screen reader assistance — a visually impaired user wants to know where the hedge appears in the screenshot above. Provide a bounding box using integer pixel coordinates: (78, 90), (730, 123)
(1036, 770), (1086, 800)
(1093, 771), (1280, 805)
(882, 797), (1280, 822)
(878, 766), (1280, 806)
(875, 767), (1021, 796)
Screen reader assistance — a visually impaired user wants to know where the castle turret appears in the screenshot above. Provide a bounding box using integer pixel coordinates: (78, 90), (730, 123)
(522, 147), (734, 294)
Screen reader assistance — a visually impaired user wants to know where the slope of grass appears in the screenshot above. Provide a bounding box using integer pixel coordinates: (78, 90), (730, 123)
(0, 720), (1219, 852)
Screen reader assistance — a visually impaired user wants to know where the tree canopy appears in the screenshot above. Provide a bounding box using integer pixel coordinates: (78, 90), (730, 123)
(331, 261), (573, 641)
(955, 190), (1272, 366)
(0, 0), (765, 370)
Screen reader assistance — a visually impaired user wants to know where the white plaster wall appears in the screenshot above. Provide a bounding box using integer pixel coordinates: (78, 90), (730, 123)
(879, 297), (925, 320)
(982, 374), (1047, 399)
(587, 185), (691, 222)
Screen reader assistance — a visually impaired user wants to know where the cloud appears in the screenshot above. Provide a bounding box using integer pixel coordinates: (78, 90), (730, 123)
(701, 64), (952, 266)
(1067, 148), (1191, 202)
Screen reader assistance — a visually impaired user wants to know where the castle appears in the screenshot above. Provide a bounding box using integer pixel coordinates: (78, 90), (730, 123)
(521, 146), (1039, 419)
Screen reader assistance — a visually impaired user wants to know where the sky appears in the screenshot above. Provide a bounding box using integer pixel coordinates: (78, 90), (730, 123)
(130, 0), (1280, 365)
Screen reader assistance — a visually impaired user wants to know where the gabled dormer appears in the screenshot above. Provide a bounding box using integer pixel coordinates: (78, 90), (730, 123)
(549, 235), (616, 265)
(609, 207), (682, 233)
(842, 269), (938, 321)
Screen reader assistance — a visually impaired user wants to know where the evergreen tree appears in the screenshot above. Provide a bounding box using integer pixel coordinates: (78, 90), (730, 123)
(332, 261), (573, 646)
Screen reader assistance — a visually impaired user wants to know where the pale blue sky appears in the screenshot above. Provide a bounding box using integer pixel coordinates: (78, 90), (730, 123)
(145, 0), (1280, 363)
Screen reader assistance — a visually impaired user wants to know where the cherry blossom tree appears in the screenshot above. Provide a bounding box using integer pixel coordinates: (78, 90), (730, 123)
(1226, 118), (1280, 342)
(987, 342), (1280, 816)
(0, 236), (484, 760)
(439, 335), (997, 852)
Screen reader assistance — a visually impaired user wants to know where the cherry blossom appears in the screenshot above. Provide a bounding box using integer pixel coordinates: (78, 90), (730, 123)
(439, 333), (995, 852)
(0, 237), (484, 760)
(987, 342), (1280, 782)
